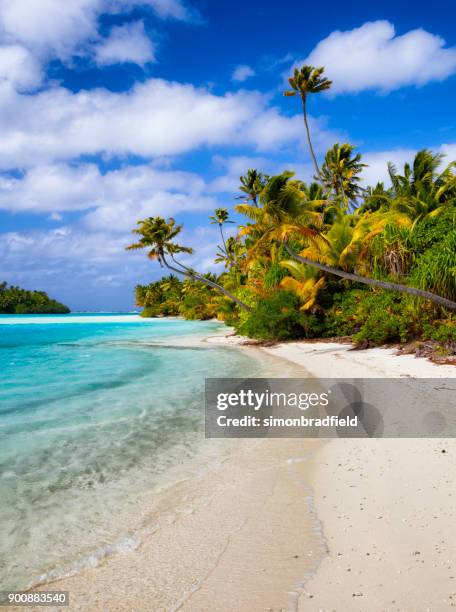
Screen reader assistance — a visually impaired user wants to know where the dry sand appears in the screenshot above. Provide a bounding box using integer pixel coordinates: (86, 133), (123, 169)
(28, 334), (456, 611)
(261, 338), (456, 612)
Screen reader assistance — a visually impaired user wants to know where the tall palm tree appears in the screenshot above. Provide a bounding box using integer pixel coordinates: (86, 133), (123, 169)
(238, 169), (268, 208)
(320, 143), (367, 210)
(209, 207), (234, 258)
(127, 217), (251, 311)
(284, 65), (332, 177)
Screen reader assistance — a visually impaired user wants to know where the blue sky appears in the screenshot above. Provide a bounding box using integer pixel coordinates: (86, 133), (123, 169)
(0, 0), (455, 311)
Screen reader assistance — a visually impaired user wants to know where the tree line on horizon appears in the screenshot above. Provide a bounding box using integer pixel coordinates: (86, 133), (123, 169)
(129, 65), (456, 347)
(0, 282), (70, 314)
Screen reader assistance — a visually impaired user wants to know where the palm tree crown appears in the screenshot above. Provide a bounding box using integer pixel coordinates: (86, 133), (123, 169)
(320, 143), (367, 209)
(239, 169), (268, 207)
(126, 217), (193, 263)
(284, 65), (332, 178)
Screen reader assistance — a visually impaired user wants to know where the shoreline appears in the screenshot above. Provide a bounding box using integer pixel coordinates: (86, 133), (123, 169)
(29, 329), (456, 610)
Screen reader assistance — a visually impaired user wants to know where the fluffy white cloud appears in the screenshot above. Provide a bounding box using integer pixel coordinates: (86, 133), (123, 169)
(361, 148), (417, 186)
(232, 64), (255, 82)
(0, 0), (193, 59)
(94, 21), (155, 66)
(0, 44), (42, 89)
(0, 163), (218, 229)
(0, 79), (330, 168)
(361, 143), (456, 186)
(441, 143), (456, 161)
(0, 0), (101, 57)
(209, 155), (272, 193)
(0, 219), (224, 310)
(208, 154), (312, 193)
(304, 21), (456, 93)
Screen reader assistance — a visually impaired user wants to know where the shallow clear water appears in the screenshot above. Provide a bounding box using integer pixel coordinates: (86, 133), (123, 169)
(0, 314), (267, 589)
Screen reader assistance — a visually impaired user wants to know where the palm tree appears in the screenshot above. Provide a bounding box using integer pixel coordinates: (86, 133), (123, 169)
(284, 65), (332, 177)
(388, 150), (456, 221)
(282, 233), (456, 311)
(320, 143), (367, 210)
(215, 236), (244, 269)
(127, 216), (251, 311)
(236, 171), (322, 236)
(238, 169), (268, 208)
(209, 207), (234, 258)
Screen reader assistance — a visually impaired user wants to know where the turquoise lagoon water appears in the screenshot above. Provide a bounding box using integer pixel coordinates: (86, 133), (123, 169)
(0, 314), (270, 589)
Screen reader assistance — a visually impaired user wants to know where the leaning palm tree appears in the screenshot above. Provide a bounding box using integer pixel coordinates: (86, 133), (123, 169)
(284, 65), (332, 177)
(281, 208), (456, 311)
(235, 171), (456, 310)
(127, 217), (251, 311)
(320, 143), (367, 210)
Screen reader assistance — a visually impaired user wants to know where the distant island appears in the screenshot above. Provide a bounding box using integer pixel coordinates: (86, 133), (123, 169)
(0, 282), (70, 314)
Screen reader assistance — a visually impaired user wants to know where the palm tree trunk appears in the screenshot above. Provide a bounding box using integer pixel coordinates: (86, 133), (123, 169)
(219, 223), (228, 256)
(283, 243), (456, 311)
(160, 252), (251, 312)
(301, 95), (320, 178)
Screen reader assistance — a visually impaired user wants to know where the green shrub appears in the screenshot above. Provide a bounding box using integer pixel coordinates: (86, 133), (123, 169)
(235, 290), (318, 341)
(324, 289), (425, 345)
(409, 231), (456, 300)
(409, 208), (456, 254)
(422, 320), (456, 343)
(322, 288), (366, 337)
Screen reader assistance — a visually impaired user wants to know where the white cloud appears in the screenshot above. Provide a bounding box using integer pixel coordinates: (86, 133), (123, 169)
(0, 0), (103, 59)
(0, 162), (214, 222)
(0, 0), (193, 58)
(441, 143), (456, 160)
(0, 79), (326, 168)
(304, 21), (456, 94)
(232, 64), (255, 82)
(209, 155), (271, 194)
(0, 44), (42, 90)
(94, 21), (155, 66)
(361, 143), (456, 186)
(361, 148), (417, 186)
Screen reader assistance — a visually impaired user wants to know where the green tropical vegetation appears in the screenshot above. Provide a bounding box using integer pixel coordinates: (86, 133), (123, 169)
(130, 64), (456, 347)
(0, 282), (70, 314)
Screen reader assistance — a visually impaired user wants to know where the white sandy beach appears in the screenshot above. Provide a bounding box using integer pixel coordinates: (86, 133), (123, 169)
(33, 333), (456, 611)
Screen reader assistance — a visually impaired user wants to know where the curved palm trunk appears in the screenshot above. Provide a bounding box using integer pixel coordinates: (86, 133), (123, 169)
(283, 243), (456, 311)
(160, 252), (251, 312)
(301, 95), (320, 178)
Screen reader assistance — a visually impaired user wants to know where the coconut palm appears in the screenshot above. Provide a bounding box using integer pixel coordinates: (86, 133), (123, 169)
(282, 234), (456, 310)
(236, 171), (322, 241)
(214, 236), (244, 269)
(284, 65), (332, 177)
(238, 169), (268, 208)
(320, 143), (367, 210)
(209, 207), (234, 258)
(388, 150), (456, 221)
(127, 216), (251, 311)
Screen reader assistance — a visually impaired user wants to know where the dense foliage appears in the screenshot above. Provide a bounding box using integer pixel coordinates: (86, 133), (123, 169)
(0, 282), (70, 314)
(130, 64), (456, 346)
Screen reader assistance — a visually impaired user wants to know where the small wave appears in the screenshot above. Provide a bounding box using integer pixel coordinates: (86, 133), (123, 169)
(30, 533), (141, 589)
